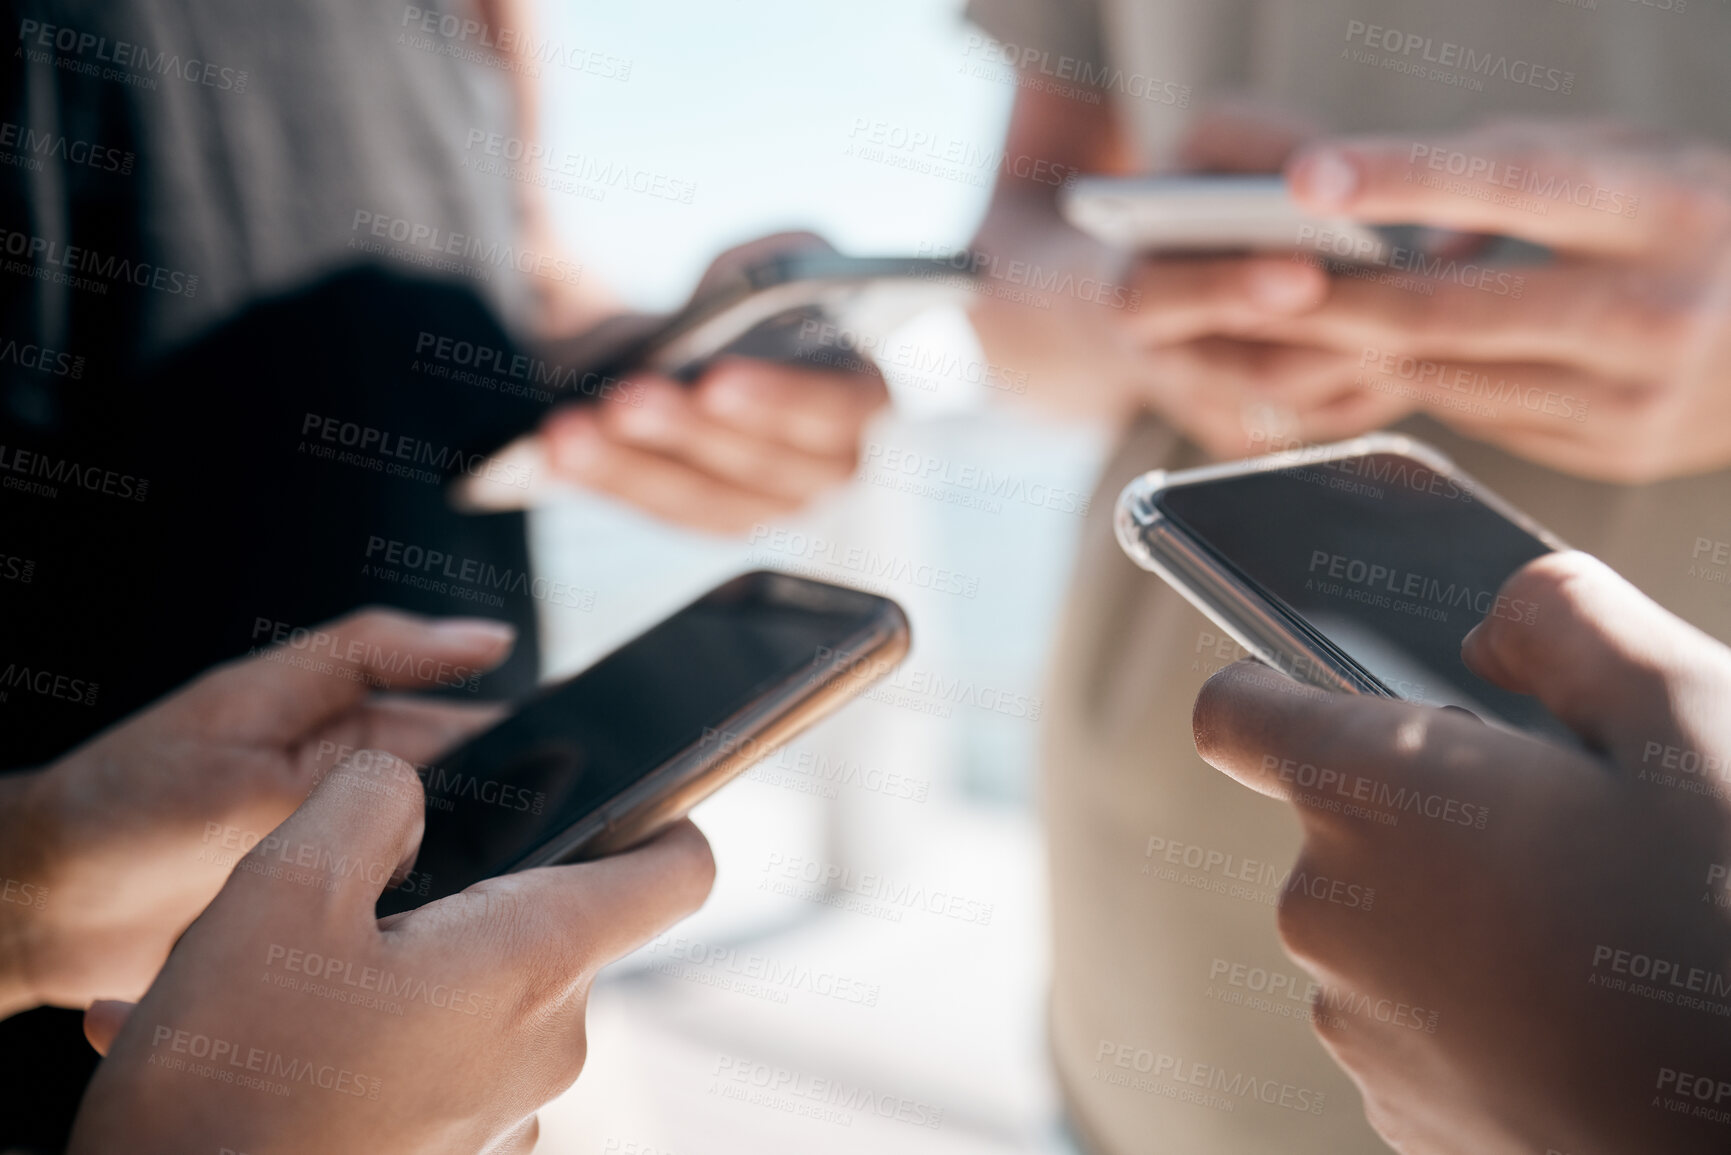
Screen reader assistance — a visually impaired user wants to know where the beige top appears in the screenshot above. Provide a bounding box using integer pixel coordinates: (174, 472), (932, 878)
(964, 0), (1731, 1150)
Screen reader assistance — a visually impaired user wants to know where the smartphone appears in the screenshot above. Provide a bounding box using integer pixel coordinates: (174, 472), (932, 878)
(376, 571), (909, 916)
(1114, 433), (1573, 740)
(455, 248), (978, 511)
(1061, 174), (1549, 265)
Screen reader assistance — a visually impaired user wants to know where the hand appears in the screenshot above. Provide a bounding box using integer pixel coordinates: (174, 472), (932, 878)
(0, 610), (515, 1014)
(1276, 119), (1731, 482)
(68, 753), (715, 1155)
(1108, 103), (1416, 457)
(1191, 551), (1731, 1154)
(541, 234), (890, 534)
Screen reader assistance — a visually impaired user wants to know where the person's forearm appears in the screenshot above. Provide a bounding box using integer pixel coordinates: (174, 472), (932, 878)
(968, 187), (1146, 420)
(965, 83), (1146, 419)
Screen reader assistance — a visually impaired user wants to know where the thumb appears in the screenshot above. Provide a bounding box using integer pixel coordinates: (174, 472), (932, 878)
(83, 999), (135, 1057)
(1461, 551), (1731, 766)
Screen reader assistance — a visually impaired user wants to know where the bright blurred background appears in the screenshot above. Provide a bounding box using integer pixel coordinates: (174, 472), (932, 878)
(522, 2), (1109, 1151)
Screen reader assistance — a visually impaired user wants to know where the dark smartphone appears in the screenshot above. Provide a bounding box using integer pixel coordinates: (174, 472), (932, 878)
(1115, 434), (1571, 740)
(377, 571), (909, 916)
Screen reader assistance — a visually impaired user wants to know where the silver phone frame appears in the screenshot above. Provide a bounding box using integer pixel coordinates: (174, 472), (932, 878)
(1114, 433), (1569, 699)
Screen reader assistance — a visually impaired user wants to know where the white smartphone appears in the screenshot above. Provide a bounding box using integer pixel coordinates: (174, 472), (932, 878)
(1114, 434), (1575, 741)
(1060, 174), (1386, 254)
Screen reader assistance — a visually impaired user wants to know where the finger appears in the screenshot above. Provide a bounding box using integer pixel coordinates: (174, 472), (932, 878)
(1147, 338), (1369, 412)
(1286, 134), (1677, 258)
(694, 359), (888, 457)
(1287, 385), (1417, 443)
(1191, 659), (1544, 820)
(1126, 256), (1330, 347)
(309, 698), (507, 776)
(463, 819), (715, 968)
(83, 999), (135, 1057)
(174, 611), (516, 747)
(1461, 551), (1731, 766)
(542, 407), (801, 534)
(221, 750), (427, 919)
(597, 378), (857, 500)
(1250, 263), (1661, 381)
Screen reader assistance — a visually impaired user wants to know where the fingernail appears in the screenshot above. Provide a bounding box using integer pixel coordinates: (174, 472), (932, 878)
(431, 619), (517, 647)
(1251, 264), (1324, 312)
(1294, 150), (1359, 209)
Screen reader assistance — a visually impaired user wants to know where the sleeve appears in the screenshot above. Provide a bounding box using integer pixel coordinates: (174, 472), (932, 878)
(962, 0), (1108, 80)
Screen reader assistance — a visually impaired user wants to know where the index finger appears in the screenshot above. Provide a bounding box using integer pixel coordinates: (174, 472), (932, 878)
(694, 359), (887, 456)
(172, 609), (516, 746)
(1286, 131), (1685, 259)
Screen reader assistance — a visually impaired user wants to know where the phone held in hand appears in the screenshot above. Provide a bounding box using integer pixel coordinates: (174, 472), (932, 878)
(377, 571), (909, 916)
(1061, 174), (1550, 266)
(1114, 433), (1573, 741)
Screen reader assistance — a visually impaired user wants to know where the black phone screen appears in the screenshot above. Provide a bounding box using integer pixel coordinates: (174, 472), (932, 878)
(1155, 452), (1564, 737)
(377, 572), (892, 915)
